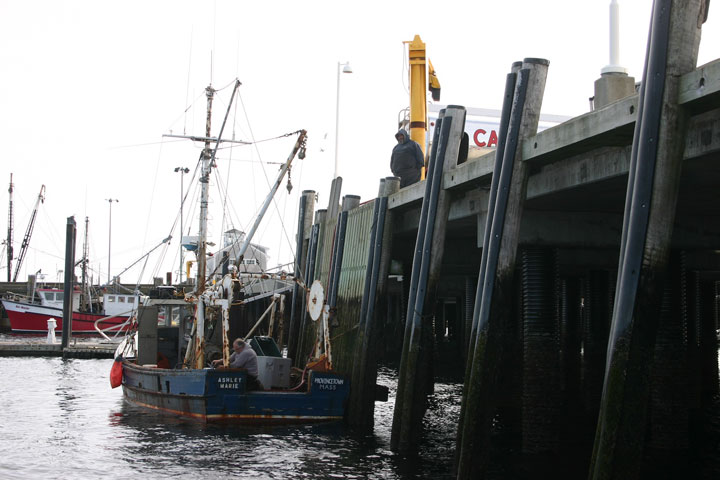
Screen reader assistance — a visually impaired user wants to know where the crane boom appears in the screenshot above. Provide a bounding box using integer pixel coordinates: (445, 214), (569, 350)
(12, 185), (45, 282)
(406, 35), (441, 180)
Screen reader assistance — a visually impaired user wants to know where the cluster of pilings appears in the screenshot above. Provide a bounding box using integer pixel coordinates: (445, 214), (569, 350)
(278, 0), (718, 477)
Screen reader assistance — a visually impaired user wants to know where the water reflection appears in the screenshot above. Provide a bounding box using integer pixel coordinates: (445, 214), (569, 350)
(1, 335), (717, 478)
(101, 364), (459, 479)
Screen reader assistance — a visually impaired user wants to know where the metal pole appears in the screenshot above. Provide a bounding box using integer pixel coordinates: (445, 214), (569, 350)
(7, 173), (13, 282)
(106, 198), (118, 284)
(61, 216), (76, 349)
(334, 61), (352, 179)
(174, 167), (189, 283)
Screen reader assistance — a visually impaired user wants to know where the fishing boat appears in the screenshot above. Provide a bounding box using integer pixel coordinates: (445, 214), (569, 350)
(112, 80), (350, 424)
(2, 287), (136, 334)
(2, 214), (137, 335)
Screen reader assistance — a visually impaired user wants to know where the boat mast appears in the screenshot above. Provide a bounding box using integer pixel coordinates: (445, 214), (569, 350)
(12, 184), (46, 282)
(81, 216), (90, 312)
(6, 174), (13, 282)
(196, 85), (215, 294)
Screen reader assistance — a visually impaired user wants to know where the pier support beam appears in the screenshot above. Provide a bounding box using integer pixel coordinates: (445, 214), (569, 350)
(648, 251), (689, 451)
(699, 280), (719, 400)
(456, 57), (549, 479)
(61, 216), (77, 349)
(560, 276), (583, 440)
(589, 1), (707, 478)
(294, 210), (323, 367)
(521, 247), (561, 454)
(583, 270), (612, 417)
(288, 190), (315, 360)
(392, 105), (466, 453)
(348, 178), (399, 431)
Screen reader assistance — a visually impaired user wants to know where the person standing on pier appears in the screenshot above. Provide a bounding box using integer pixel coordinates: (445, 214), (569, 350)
(390, 129), (424, 188)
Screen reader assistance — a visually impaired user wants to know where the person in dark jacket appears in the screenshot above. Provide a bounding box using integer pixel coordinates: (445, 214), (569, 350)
(390, 129), (424, 188)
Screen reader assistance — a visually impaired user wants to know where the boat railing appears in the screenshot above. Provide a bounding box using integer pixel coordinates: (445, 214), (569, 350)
(94, 309), (136, 342)
(2, 291), (42, 305)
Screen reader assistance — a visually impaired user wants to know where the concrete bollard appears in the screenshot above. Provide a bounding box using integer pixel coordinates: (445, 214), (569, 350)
(47, 318), (57, 344)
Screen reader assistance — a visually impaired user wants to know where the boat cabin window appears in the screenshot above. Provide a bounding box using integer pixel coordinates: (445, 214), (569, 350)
(44, 292), (61, 302)
(118, 296), (125, 303)
(107, 296), (116, 303)
(156, 305), (193, 327)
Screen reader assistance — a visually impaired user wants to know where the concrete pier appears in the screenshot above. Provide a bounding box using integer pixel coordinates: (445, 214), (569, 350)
(283, 1), (719, 475)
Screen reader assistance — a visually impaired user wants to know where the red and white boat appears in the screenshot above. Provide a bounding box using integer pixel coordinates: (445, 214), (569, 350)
(1, 287), (137, 334)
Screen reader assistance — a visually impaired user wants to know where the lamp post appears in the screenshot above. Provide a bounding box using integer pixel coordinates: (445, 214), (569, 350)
(174, 166), (190, 283)
(106, 198), (118, 284)
(334, 61), (353, 179)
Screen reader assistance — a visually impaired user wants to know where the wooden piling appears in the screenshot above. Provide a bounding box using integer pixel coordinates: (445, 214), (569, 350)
(391, 106), (466, 451)
(348, 178), (397, 430)
(560, 277), (583, 432)
(61, 216), (77, 349)
(391, 112), (452, 452)
(326, 176), (342, 222)
(376, 178), (400, 300)
(294, 210), (323, 367)
(583, 270), (612, 416)
(456, 58), (549, 479)
(325, 200), (376, 374)
(589, 1), (706, 478)
(287, 190), (315, 361)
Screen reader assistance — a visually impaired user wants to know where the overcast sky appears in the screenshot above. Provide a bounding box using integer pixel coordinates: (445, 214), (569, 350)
(1, 0), (718, 286)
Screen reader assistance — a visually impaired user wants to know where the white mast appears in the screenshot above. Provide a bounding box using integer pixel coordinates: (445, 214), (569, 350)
(197, 85), (215, 295)
(601, 0), (627, 74)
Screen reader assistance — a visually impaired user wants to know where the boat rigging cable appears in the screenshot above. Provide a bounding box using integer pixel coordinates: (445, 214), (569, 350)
(238, 91), (307, 270)
(12, 184), (45, 282)
(133, 79), (306, 285)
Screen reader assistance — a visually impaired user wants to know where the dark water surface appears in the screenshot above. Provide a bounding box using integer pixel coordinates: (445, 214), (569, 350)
(0, 340), (460, 479)
(1, 334), (718, 479)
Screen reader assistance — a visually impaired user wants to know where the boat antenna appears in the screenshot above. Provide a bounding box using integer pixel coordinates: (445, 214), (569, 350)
(7, 173), (13, 282)
(184, 26), (194, 136)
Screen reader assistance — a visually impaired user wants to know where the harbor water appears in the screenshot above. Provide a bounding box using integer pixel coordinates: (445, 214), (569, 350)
(0, 335), (460, 480)
(1, 334), (718, 479)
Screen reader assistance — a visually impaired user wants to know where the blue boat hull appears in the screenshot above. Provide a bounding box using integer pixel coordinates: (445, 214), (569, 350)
(121, 361), (350, 424)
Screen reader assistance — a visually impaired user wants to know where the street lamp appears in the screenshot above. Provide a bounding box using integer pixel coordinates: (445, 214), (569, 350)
(334, 61), (353, 179)
(174, 166), (190, 283)
(106, 198), (118, 284)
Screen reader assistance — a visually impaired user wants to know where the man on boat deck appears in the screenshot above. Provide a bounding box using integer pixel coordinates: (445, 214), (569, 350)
(390, 129), (424, 188)
(212, 338), (264, 391)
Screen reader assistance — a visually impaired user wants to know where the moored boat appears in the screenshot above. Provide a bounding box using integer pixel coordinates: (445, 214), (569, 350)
(2, 287), (136, 334)
(113, 80), (350, 424)
(120, 334), (349, 424)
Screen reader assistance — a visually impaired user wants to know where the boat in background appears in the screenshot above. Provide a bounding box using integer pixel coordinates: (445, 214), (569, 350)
(2, 287), (136, 334)
(114, 80), (350, 424)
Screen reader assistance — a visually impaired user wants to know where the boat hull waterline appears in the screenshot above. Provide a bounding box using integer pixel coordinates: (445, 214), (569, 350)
(2, 299), (130, 334)
(121, 361), (350, 424)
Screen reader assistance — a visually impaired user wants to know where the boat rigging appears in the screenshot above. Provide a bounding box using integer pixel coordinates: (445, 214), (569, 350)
(112, 76), (349, 425)
(12, 184), (45, 282)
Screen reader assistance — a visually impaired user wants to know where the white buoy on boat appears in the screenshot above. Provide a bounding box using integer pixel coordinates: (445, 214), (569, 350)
(46, 318), (57, 344)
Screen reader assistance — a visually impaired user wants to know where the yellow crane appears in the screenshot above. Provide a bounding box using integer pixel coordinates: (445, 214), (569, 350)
(405, 34), (441, 179)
